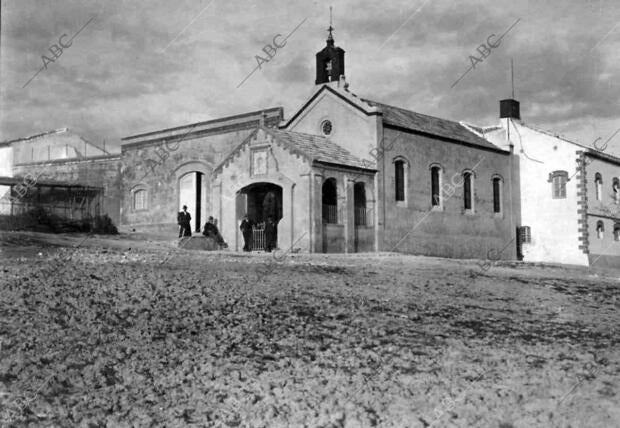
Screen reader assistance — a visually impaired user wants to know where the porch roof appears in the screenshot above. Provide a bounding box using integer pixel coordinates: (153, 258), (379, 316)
(264, 128), (374, 170)
(214, 127), (376, 174)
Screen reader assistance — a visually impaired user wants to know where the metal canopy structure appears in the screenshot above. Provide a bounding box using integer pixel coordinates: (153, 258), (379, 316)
(0, 176), (104, 230)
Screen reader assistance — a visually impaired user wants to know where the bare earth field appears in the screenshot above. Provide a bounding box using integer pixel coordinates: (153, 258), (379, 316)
(0, 232), (619, 428)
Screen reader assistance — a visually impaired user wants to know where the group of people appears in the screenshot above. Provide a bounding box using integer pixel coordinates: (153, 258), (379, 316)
(240, 215), (278, 252)
(178, 205), (279, 252)
(177, 205), (228, 248)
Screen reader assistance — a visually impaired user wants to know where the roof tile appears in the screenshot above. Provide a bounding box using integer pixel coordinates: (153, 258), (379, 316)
(363, 99), (500, 150)
(266, 128), (373, 170)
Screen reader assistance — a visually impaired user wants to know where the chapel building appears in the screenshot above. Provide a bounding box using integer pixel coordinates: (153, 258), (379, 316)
(118, 28), (517, 259)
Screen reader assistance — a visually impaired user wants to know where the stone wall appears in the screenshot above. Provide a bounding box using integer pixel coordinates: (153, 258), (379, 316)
(378, 127), (516, 260)
(120, 113), (282, 235)
(584, 155), (620, 264)
(214, 129), (312, 252)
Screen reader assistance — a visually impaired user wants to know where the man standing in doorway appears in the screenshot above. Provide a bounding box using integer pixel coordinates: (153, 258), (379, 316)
(264, 216), (278, 252)
(240, 215), (253, 252)
(178, 205), (192, 238)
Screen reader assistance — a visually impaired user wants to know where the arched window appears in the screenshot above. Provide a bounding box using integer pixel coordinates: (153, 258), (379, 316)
(595, 173), (603, 201)
(614, 223), (620, 242)
(354, 182), (367, 226)
(549, 171), (568, 199)
(133, 188), (147, 211)
(612, 178), (619, 204)
(394, 159), (405, 202)
(492, 176), (503, 214)
(596, 220), (604, 239)
(430, 165), (442, 208)
(463, 171), (474, 212)
(322, 178), (338, 224)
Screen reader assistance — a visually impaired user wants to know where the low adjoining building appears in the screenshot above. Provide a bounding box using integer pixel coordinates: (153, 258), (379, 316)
(478, 99), (620, 267)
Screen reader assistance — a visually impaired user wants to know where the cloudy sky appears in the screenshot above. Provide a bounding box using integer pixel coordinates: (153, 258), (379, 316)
(1, 0), (619, 155)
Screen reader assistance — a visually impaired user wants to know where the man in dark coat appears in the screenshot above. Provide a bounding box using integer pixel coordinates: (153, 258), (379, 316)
(203, 216), (228, 248)
(240, 215), (253, 252)
(177, 205), (192, 237)
(264, 216), (278, 252)
(262, 192), (279, 221)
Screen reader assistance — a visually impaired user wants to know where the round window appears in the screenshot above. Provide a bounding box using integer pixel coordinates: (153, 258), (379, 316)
(321, 120), (333, 136)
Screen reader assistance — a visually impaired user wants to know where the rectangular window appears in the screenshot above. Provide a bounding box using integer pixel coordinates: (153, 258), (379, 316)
(395, 161), (405, 201)
(431, 167), (440, 206)
(464, 173), (472, 210)
(133, 190), (147, 210)
(493, 178), (501, 213)
(354, 182), (367, 226)
(552, 175), (566, 199)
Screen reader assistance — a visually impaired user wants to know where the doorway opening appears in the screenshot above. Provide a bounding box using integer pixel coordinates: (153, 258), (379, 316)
(179, 171), (206, 232)
(236, 182), (283, 250)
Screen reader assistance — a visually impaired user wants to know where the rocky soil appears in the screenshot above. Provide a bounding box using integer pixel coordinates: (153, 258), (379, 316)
(0, 232), (619, 427)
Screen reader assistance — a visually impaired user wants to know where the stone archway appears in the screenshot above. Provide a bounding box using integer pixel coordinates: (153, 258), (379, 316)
(173, 161), (211, 233)
(236, 182), (283, 250)
(178, 172), (206, 232)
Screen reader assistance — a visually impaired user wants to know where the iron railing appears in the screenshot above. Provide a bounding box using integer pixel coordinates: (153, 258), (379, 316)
(322, 204), (337, 224)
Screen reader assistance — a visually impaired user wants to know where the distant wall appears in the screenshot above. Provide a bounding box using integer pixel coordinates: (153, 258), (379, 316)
(10, 130), (107, 164)
(0, 145), (12, 204)
(0, 145), (12, 176)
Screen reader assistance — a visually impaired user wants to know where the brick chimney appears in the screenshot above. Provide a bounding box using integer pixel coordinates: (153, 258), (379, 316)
(500, 99), (520, 120)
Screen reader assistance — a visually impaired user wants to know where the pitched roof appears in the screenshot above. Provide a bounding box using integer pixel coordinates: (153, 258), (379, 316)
(362, 99), (502, 151)
(264, 128), (373, 170)
(214, 127), (374, 174)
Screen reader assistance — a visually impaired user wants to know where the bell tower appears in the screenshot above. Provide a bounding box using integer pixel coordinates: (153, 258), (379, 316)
(315, 8), (345, 85)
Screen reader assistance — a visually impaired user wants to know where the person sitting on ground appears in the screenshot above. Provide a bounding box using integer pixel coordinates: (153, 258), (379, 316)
(202, 216), (228, 248)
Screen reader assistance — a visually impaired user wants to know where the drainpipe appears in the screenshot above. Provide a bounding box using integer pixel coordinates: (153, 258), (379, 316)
(308, 171), (313, 253)
(290, 183), (295, 251)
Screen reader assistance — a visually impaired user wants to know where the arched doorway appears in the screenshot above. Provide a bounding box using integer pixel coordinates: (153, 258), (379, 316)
(179, 171), (207, 232)
(236, 182), (283, 250)
(354, 182), (367, 252)
(322, 178), (338, 224)
(321, 177), (344, 253)
(354, 182), (366, 226)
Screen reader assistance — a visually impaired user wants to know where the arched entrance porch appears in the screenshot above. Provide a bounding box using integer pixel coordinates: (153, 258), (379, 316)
(236, 182), (283, 251)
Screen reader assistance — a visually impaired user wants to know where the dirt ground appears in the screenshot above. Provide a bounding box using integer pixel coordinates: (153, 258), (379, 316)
(0, 231), (619, 428)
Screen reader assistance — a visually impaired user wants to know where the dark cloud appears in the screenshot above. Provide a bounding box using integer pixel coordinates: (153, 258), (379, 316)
(1, 0), (619, 155)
